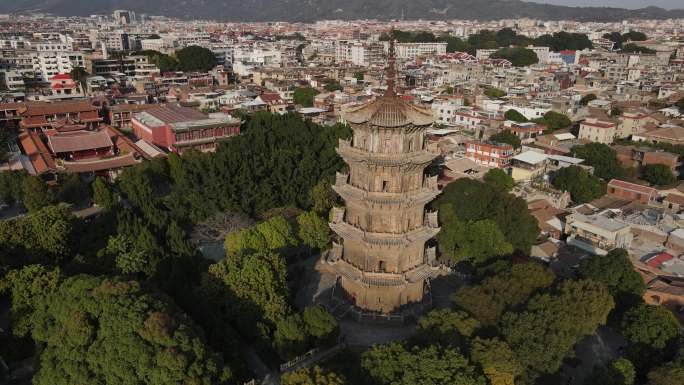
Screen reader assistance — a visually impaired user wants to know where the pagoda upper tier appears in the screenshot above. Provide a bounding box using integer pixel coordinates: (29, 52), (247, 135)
(343, 95), (434, 128)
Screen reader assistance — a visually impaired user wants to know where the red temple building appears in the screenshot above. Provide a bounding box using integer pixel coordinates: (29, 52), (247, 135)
(18, 100), (102, 131)
(131, 104), (241, 154)
(18, 124), (150, 179)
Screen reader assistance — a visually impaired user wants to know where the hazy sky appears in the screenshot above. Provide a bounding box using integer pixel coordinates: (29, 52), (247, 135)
(529, 0), (682, 9)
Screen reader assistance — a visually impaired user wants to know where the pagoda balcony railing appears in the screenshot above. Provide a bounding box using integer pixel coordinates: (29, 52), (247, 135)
(330, 207), (345, 224)
(333, 181), (441, 206)
(330, 220), (439, 247)
(338, 139), (438, 163)
(329, 259), (439, 287)
(425, 246), (437, 266)
(423, 175), (438, 190)
(335, 171), (349, 187)
(424, 211), (439, 228)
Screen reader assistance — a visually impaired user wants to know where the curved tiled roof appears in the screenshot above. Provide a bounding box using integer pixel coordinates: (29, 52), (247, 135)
(343, 95), (434, 128)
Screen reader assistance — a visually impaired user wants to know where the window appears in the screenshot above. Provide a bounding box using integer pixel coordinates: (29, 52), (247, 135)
(378, 261), (385, 272)
(382, 180), (389, 192)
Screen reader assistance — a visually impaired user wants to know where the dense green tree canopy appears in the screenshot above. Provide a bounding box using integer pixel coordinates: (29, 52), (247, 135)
(282, 366), (345, 385)
(533, 111), (572, 131)
(21, 175), (53, 212)
(436, 178), (539, 254)
(92, 176), (116, 209)
(414, 308), (480, 349)
(297, 211), (330, 250)
(504, 109), (528, 122)
(294, 87), (319, 107)
(0, 205), (74, 268)
(0, 170), (24, 206)
(302, 305), (338, 341)
(483, 168), (514, 192)
(501, 279), (614, 379)
(585, 358), (636, 385)
(578, 249), (646, 302)
(175, 45), (217, 72)
(274, 313), (308, 358)
(437, 210), (513, 264)
(137, 50), (179, 72)
(3, 270), (233, 385)
(453, 262), (555, 325)
(362, 342), (487, 385)
(470, 337), (523, 385)
(552, 165), (607, 203)
(620, 303), (682, 350)
(209, 249), (290, 326)
(151, 112), (350, 221)
(642, 164), (676, 186)
(489, 130), (521, 149)
(491, 47), (539, 67)
(572, 143), (626, 180)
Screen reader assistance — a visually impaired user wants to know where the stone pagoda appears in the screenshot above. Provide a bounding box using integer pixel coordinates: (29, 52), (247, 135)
(327, 40), (441, 314)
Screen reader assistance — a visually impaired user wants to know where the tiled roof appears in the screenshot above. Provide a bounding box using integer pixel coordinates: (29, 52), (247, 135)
(608, 179), (657, 195)
(18, 131), (55, 175)
(21, 100), (98, 117)
(138, 104), (207, 126)
(343, 95), (434, 128)
(47, 130), (114, 153)
(61, 153), (139, 173)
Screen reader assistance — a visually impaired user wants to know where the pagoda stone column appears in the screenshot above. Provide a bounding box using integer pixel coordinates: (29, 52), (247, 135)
(328, 85), (441, 313)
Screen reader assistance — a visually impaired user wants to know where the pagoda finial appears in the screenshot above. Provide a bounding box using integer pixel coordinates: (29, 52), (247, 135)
(385, 35), (397, 97)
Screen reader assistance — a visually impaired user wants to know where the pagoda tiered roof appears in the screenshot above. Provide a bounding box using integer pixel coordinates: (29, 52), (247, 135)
(343, 95), (434, 128)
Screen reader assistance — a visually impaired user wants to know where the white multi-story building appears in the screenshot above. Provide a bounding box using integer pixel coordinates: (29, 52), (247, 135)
(431, 96), (465, 125)
(475, 49), (498, 60)
(233, 45), (281, 67)
(0, 70), (25, 92)
(32, 51), (85, 82)
(395, 42), (447, 59)
(336, 41), (384, 67)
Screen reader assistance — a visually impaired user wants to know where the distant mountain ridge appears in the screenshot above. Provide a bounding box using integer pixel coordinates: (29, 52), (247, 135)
(2, 0), (684, 22)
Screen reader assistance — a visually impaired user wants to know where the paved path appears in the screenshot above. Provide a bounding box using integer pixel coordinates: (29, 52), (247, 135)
(339, 319), (417, 347)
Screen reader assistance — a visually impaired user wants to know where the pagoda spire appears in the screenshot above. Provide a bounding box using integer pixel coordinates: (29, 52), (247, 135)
(385, 37), (397, 97)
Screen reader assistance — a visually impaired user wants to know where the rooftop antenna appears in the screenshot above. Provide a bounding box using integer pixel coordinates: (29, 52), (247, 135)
(385, 34), (397, 97)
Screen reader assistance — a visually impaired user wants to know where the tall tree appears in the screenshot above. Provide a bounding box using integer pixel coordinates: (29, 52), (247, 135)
(642, 164), (676, 187)
(91, 177), (116, 209)
(572, 143), (626, 180)
(281, 366), (345, 385)
(294, 87), (319, 107)
(470, 337), (523, 385)
(453, 262), (555, 325)
(552, 165), (606, 203)
(501, 279), (614, 379)
(362, 343), (487, 385)
(22, 176), (53, 212)
(175, 45), (217, 72)
(208, 250), (290, 325)
(489, 130), (521, 149)
(483, 168), (514, 192)
(26, 275), (233, 385)
(578, 248), (645, 305)
(620, 303), (682, 350)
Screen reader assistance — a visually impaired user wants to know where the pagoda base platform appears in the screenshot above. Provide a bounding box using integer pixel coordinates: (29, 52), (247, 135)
(319, 275), (435, 325)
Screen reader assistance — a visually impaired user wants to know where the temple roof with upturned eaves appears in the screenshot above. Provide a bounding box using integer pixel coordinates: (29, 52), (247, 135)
(343, 95), (434, 128)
